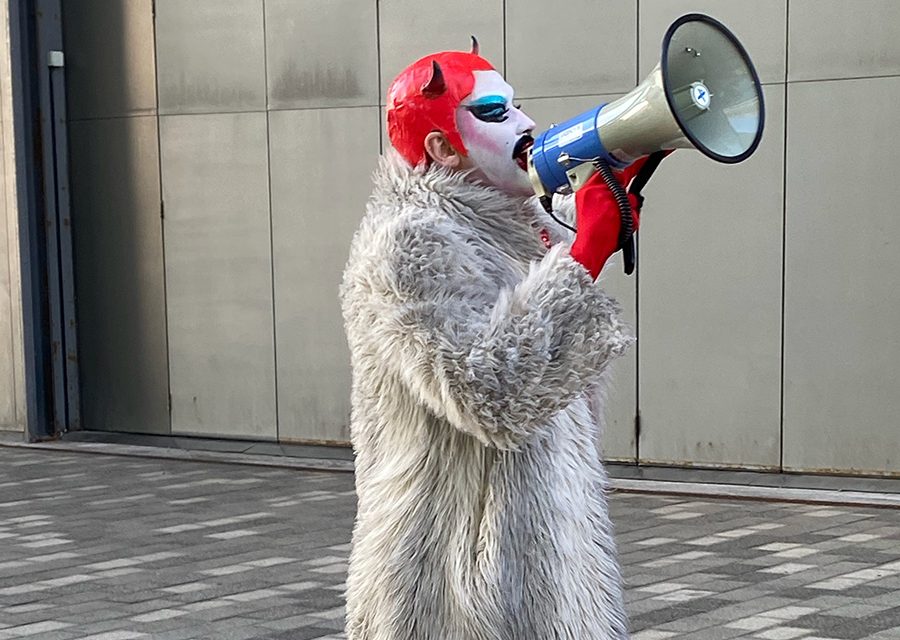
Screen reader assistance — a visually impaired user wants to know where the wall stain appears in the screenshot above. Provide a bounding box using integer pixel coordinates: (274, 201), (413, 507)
(161, 72), (262, 112)
(271, 62), (362, 105)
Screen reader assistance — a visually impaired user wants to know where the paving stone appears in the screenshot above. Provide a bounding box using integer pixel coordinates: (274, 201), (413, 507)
(1, 447), (898, 639)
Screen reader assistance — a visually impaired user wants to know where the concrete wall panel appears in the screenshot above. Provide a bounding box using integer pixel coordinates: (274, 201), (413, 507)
(0, 108), (14, 429)
(62, 0), (157, 119)
(638, 85), (785, 469)
(269, 106), (380, 443)
(379, 0), (504, 96)
(265, 0), (379, 109)
(789, 0), (900, 82)
(160, 112), (276, 438)
(69, 116), (170, 434)
(506, 0), (636, 99)
(639, 0), (786, 84)
(783, 77), (900, 475)
(156, 0), (266, 114)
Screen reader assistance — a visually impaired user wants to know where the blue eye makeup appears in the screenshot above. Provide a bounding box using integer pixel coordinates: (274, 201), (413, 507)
(465, 94), (511, 123)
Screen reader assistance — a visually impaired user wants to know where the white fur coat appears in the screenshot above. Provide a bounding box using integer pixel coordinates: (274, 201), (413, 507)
(339, 151), (633, 639)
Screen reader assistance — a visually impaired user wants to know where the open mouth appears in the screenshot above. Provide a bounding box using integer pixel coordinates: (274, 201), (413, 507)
(513, 135), (535, 171)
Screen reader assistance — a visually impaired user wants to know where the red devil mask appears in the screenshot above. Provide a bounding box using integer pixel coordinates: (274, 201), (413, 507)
(386, 39), (494, 167)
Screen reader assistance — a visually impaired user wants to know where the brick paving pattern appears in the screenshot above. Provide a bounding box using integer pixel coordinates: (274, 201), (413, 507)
(0, 447), (898, 639)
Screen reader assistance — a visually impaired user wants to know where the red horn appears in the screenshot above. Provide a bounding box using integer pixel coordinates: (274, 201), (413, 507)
(421, 60), (446, 99)
(470, 35), (480, 56)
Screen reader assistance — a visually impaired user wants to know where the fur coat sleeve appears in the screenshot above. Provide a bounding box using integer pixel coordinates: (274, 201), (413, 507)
(356, 203), (633, 451)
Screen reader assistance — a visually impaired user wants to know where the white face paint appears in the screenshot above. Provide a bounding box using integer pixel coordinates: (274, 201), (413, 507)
(456, 70), (536, 197)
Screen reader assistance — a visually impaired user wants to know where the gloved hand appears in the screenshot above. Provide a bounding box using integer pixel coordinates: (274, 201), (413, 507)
(570, 156), (652, 279)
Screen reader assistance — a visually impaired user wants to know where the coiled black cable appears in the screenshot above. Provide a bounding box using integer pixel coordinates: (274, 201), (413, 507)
(545, 152), (665, 274)
(592, 158), (636, 274)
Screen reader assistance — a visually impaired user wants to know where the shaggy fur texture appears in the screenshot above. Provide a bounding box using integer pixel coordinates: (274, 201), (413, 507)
(340, 150), (633, 639)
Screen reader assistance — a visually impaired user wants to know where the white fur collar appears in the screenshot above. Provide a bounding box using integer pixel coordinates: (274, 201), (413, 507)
(370, 150), (570, 260)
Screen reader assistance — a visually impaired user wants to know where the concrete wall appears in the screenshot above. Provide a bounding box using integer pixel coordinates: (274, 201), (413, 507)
(62, 1), (900, 475)
(0, 2), (24, 433)
(635, 0), (900, 476)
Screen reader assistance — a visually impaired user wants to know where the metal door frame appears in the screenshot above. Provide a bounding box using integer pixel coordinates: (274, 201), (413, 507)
(8, 0), (80, 441)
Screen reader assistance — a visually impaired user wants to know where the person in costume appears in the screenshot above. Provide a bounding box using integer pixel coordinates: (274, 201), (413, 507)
(340, 40), (658, 640)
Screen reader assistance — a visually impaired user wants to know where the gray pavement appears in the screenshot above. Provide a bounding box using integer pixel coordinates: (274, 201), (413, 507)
(1, 446), (899, 640)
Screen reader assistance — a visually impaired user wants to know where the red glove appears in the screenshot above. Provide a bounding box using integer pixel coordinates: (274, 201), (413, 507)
(570, 157), (650, 279)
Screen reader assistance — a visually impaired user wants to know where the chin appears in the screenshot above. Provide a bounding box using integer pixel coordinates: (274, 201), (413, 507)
(506, 173), (536, 198)
(483, 168), (534, 198)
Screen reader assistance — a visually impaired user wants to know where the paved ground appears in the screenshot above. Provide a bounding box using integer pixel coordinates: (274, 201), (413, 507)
(1, 447), (899, 640)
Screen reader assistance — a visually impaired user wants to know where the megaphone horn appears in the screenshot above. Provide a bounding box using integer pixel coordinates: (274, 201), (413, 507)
(527, 13), (765, 212)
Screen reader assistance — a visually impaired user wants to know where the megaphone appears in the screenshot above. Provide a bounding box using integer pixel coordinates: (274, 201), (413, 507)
(527, 13), (765, 233)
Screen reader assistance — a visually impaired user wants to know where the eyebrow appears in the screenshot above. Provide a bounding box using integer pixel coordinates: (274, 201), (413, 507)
(467, 94), (509, 106)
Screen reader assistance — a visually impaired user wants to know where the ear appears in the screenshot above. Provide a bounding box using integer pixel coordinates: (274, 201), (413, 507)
(424, 131), (464, 169)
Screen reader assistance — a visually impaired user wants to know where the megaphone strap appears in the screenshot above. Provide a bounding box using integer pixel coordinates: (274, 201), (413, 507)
(627, 150), (668, 198)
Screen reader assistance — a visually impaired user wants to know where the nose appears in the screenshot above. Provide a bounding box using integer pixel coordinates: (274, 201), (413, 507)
(516, 108), (536, 135)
